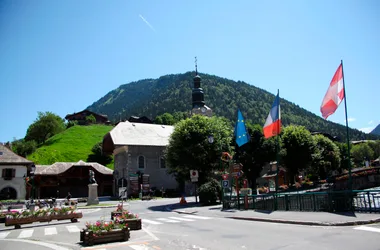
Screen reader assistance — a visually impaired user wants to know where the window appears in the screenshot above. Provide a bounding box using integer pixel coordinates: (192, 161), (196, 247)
(2, 168), (15, 180)
(160, 156), (166, 168)
(138, 156), (145, 169)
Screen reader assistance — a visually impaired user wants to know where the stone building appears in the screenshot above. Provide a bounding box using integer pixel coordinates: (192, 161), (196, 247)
(102, 121), (176, 197)
(0, 144), (34, 200)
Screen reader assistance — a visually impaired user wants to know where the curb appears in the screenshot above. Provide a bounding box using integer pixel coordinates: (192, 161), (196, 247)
(226, 216), (380, 226)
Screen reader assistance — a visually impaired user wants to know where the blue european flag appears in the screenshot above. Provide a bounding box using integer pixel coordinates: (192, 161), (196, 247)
(234, 109), (250, 147)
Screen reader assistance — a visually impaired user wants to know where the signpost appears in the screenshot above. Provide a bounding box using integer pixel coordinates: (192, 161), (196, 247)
(222, 180), (230, 188)
(190, 170), (199, 203)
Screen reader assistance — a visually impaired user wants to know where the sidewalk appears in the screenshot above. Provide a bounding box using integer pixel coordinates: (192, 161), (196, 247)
(168, 197), (380, 226)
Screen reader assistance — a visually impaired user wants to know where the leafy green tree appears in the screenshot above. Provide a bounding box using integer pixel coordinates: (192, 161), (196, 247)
(25, 112), (65, 145)
(281, 125), (315, 183)
(11, 139), (37, 157)
(86, 114), (96, 124)
(351, 143), (374, 167)
(87, 141), (113, 166)
(310, 134), (340, 180)
(154, 113), (175, 125)
(234, 123), (277, 188)
(367, 141), (380, 159)
(165, 115), (232, 190)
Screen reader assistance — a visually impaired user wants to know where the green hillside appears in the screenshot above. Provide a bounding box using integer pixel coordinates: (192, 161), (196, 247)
(27, 125), (113, 168)
(87, 72), (379, 141)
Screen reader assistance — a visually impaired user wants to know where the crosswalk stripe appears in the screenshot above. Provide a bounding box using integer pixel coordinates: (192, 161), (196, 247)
(168, 216), (194, 221)
(0, 232), (11, 239)
(129, 244), (152, 250)
(142, 219), (163, 225)
(354, 226), (380, 233)
(182, 215), (211, 220)
(18, 229), (33, 238)
(45, 227), (57, 235)
(66, 225), (80, 233)
(156, 218), (180, 223)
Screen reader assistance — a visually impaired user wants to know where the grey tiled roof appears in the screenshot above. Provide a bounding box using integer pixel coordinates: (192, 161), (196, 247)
(35, 160), (113, 175)
(0, 144), (33, 164)
(108, 121), (174, 146)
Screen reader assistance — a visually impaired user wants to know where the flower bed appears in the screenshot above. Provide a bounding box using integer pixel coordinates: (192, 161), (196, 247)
(4, 206), (82, 228)
(111, 204), (141, 230)
(81, 221), (130, 246)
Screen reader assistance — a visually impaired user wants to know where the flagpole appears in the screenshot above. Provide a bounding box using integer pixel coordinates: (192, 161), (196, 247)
(341, 60), (352, 192)
(275, 89), (280, 210)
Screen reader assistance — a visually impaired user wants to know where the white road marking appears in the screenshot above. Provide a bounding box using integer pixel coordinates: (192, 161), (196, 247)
(0, 239), (70, 250)
(66, 225), (80, 233)
(81, 208), (101, 214)
(168, 216), (194, 221)
(129, 244), (151, 250)
(156, 218), (180, 223)
(17, 229), (33, 238)
(142, 219), (163, 225)
(354, 225), (380, 233)
(142, 226), (160, 241)
(0, 232), (10, 239)
(182, 215), (211, 220)
(45, 227), (57, 235)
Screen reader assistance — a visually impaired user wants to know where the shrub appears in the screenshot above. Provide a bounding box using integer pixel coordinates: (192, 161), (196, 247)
(197, 178), (221, 205)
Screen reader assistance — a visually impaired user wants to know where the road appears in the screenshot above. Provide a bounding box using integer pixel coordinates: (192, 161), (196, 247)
(1, 199), (380, 250)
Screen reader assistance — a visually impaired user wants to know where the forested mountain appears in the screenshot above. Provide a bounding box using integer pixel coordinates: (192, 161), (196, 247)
(87, 72), (378, 141)
(371, 124), (380, 135)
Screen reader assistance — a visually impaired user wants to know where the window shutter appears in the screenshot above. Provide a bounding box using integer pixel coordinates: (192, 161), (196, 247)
(12, 169), (16, 177)
(2, 169), (5, 177)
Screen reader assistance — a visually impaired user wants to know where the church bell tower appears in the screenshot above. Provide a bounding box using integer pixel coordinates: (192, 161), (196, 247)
(191, 57), (212, 117)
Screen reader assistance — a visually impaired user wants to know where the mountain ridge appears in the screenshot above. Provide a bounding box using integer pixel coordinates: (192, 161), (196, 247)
(87, 71), (379, 141)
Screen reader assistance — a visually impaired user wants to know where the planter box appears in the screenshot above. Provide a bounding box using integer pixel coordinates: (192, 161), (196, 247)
(118, 218), (142, 230)
(80, 228), (130, 246)
(5, 212), (83, 228)
(5, 217), (35, 228)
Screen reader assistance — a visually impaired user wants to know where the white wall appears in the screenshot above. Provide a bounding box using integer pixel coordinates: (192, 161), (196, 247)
(0, 165), (27, 199)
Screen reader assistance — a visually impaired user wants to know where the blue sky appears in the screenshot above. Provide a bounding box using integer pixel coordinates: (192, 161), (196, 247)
(0, 0), (379, 142)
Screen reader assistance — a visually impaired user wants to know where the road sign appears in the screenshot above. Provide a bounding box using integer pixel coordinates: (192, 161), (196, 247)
(191, 177), (198, 182)
(231, 163), (243, 172)
(222, 174), (228, 180)
(222, 180), (230, 188)
(190, 170), (199, 178)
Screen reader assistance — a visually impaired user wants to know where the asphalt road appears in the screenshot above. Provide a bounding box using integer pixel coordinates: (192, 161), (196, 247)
(1, 199), (380, 250)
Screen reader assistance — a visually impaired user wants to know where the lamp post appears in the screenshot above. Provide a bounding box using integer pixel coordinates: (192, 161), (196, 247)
(30, 164), (36, 200)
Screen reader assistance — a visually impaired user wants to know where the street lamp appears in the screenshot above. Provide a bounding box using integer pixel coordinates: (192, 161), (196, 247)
(30, 164), (36, 200)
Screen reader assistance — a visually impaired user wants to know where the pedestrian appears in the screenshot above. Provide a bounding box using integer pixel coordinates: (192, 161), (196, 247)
(66, 192), (72, 201)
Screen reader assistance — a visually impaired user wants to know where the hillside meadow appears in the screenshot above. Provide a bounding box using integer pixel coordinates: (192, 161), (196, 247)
(27, 125), (114, 169)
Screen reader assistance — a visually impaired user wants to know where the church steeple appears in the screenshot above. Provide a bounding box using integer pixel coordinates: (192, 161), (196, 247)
(192, 57), (205, 108)
(191, 57), (212, 117)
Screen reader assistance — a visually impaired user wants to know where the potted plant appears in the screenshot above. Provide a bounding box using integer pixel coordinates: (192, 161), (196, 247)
(80, 220), (130, 246)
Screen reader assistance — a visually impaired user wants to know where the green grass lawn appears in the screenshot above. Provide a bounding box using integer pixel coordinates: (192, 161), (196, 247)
(27, 125), (114, 168)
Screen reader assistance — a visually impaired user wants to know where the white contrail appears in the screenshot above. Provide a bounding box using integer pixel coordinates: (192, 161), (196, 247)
(139, 14), (156, 32)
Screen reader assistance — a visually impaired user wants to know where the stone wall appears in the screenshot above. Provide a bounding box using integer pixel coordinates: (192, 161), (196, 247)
(114, 145), (177, 196)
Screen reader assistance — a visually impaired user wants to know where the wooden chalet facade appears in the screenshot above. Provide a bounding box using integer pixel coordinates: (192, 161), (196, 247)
(34, 160), (113, 198)
(65, 110), (111, 125)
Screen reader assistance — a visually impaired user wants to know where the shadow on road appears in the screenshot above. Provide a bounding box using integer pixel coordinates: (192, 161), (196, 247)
(328, 211), (357, 217)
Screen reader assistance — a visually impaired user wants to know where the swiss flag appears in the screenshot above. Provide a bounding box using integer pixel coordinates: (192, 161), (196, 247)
(320, 63), (345, 119)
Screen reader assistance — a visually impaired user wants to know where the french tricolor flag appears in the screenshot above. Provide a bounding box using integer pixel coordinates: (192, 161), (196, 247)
(263, 92), (281, 139)
(320, 63), (344, 119)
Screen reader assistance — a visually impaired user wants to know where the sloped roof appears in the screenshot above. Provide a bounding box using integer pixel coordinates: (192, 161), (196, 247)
(35, 160), (113, 175)
(0, 144), (33, 165)
(107, 121), (174, 146)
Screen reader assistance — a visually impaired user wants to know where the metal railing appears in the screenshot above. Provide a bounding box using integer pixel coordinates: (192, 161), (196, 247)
(223, 190), (380, 213)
